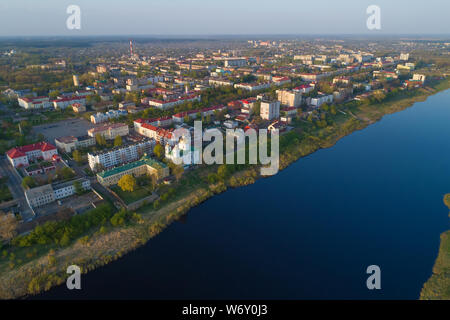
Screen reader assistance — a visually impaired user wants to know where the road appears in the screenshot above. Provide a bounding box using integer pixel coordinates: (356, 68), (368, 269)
(0, 157), (35, 221)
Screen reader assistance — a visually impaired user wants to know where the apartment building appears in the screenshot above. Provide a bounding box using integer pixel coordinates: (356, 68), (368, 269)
(87, 123), (129, 140)
(260, 101), (280, 120)
(25, 178), (91, 208)
(234, 82), (271, 92)
(134, 121), (176, 145)
(277, 90), (302, 107)
(52, 96), (86, 110)
(90, 109), (128, 124)
(55, 135), (96, 153)
(88, 139), (155, 171)
(18, 96), (52, 109)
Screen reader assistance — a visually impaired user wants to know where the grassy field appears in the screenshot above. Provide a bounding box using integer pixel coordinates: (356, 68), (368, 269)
(110, 185), (152, 205)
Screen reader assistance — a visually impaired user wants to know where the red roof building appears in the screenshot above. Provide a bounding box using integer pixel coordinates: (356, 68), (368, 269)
(6, 142), (58, 167)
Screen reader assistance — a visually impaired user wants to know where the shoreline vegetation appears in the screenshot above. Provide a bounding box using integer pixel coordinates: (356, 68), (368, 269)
(1, 80), (450, 299)
(420, 195), (450, 300)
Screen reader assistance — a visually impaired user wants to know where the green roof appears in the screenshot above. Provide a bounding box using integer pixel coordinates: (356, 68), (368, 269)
(97, 156), (167, 179)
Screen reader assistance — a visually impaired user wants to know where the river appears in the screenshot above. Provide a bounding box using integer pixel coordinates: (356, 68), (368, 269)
(37, 89), (450, 299)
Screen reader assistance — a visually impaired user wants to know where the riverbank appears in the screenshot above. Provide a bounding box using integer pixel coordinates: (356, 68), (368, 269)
(1, 80), (449, 299)
(420, 194), (450, 300)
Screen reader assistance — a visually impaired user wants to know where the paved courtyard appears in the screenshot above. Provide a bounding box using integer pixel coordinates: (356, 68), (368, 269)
(33, 118), (98, 143)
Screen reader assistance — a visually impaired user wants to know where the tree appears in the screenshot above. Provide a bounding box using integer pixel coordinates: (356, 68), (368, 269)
(172, 164), (184, 181)
(113, 135), (123, 147)
(0, 213), (18, 242)
(95, 133), (107, 146)
(217, 164), (229, 180)
(22, 176), (36, 189)
(443, 194), (450, 209)
(57, 167), (75, 180)
(72, 150), (82, 163)
(153, 143), (164, 160)
(73, 180), (83, 195)
(118, 174), (137, 192)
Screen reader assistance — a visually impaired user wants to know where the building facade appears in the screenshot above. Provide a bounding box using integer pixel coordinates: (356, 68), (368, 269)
(96, 156), (169, 187)
(88, 139), (156, 171)
(260, 101), (280, 120)
(6, 142), (58, 167)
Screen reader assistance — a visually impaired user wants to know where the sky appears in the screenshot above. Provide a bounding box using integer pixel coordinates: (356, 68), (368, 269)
(0, 0), (449, 36)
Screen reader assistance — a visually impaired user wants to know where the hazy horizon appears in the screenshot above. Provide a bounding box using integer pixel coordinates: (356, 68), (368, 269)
(1, 0), (449, 37)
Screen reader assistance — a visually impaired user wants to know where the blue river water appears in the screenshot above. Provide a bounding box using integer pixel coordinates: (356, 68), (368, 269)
(37, 89), (450, 299)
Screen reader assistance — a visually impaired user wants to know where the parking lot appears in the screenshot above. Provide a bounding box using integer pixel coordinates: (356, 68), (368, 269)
(33, 118), (98, 143)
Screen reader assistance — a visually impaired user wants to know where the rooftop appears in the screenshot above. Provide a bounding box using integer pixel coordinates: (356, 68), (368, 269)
(97, 156), (167, 179)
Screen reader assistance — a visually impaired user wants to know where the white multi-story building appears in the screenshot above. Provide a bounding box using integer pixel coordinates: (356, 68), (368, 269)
(311, 94), (334, 107)
(52, 96), (86, 109)
(277, 90), (302, 107)
(209, 78), (234, 87)
(148, 94), (201, 110)
(90, 109), (128, 124)
(234, 82), (271, 92)
(87, 123), (129, 140)
(293, 84), (315, 94)
(18, 96), (52, 109)
(88, 139), (155, 171)
(260, 101), (280, 120)
(224, 58), (248, 67)
(25, 178), (91, 208)
(55, 135), (96, 153)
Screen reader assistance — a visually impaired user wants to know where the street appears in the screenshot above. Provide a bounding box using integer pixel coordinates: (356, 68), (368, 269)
(0, 156), (35, 221)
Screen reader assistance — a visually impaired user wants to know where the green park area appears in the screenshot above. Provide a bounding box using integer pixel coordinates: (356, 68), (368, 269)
(110, 184), (153, 205)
